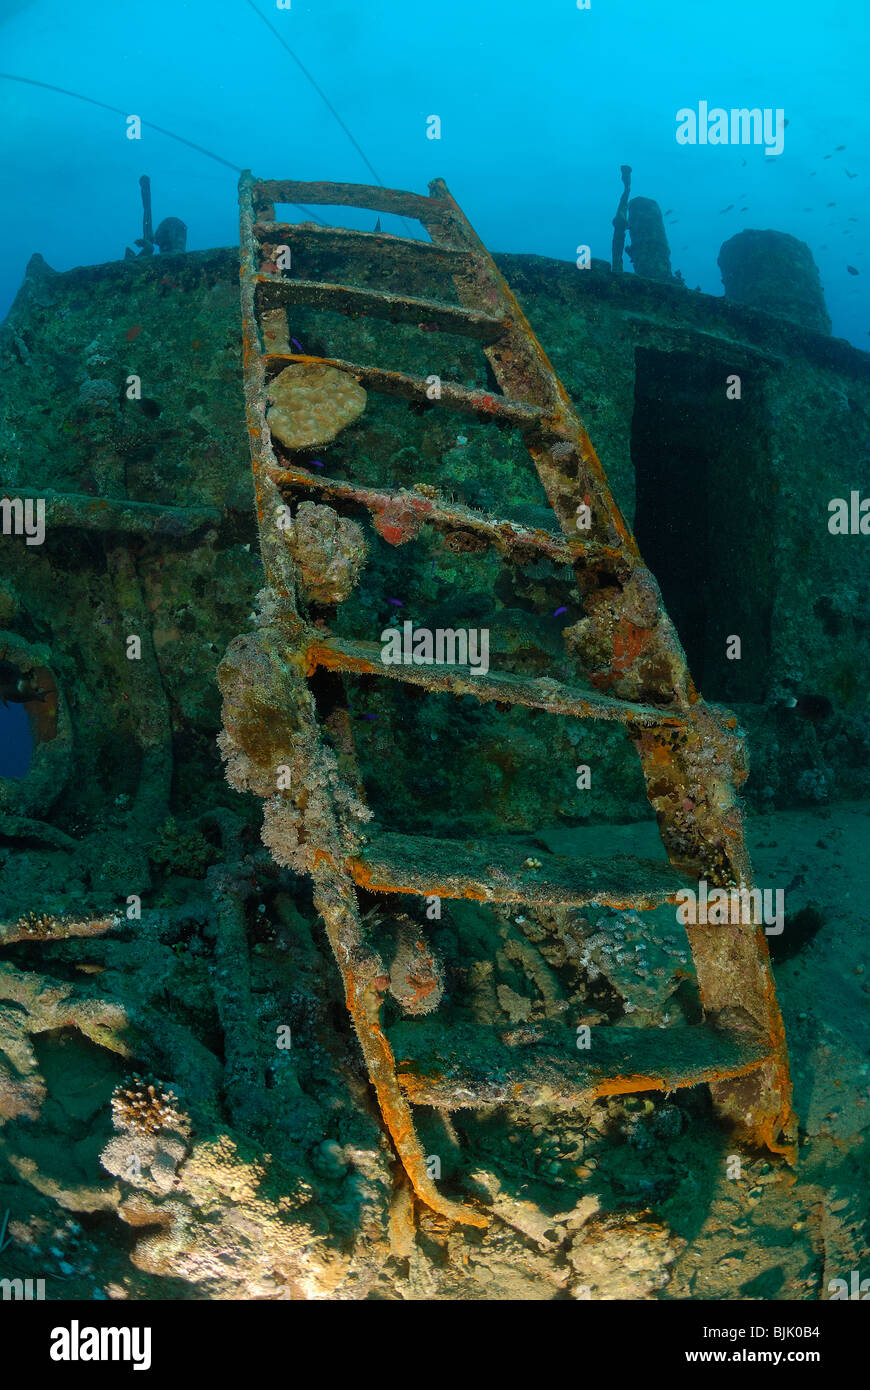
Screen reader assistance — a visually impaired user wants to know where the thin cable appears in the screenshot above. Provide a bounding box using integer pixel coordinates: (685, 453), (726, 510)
(0, 72), (328, 223)
(0, 72), (243, 171)
(244, 0), (386, 186)
(243, 0), (417, 235)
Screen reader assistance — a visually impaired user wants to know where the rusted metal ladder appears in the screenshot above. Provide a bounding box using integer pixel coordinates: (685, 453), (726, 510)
(226, 171), (794, 1228)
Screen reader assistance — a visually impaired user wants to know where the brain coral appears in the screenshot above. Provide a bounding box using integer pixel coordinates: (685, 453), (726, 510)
(267, 364), (367, 450)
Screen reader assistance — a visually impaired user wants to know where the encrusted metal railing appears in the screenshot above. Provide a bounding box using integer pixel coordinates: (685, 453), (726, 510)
(222, 170), (795, 1227)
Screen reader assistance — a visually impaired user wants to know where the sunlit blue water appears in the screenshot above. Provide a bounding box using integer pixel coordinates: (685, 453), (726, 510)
(0, 0), (866, 344)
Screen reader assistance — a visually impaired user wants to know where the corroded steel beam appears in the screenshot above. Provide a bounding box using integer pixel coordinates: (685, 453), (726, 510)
(269, 462), (629, 570)
(633, 708), (795, 1152)
(346, 828), (692, 909)
(254, 220), (467, 270)
(421, 176), (791, 1153)
(255, 274), (506, 341)
(231, 171), (489, 1229)
(231, 168), (796, 1218)
(8, 489), (222, 539)
(309, 634), (687, 726)
(253, 179), (452, 224)
(262, 350), (545, 429)
(389, 1018), (768, 1110)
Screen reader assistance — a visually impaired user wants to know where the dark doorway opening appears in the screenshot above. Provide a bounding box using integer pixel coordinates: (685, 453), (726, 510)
(630, 347), (772, 701)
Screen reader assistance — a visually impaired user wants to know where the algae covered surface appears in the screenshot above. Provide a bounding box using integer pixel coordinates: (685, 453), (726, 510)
(0, 239), (868, 1303)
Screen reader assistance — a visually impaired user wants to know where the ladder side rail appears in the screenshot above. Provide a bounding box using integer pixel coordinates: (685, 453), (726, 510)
(424, 177), (795, 1150)
(236, 171), (490, 1226)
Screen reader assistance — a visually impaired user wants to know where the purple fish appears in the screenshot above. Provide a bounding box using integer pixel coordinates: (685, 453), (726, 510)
(291, 338), (304, 352)
(553, 606), (568, 617)
(388, 598), (404, 607)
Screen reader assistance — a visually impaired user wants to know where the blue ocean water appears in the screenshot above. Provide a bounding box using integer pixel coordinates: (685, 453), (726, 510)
(0, 0), (866, 344)
(0, 699), (33, 777)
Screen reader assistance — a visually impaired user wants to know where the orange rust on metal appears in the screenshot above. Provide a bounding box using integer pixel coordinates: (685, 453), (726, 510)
(423, 178), (640, 554)
(270, 463), (618, 568)
(308, 641), (372, 678)
(327, 928), (488, 1227)
(231, 168), (795, 1227)
(252, 178), (452, 223)
(347, 854), (491, 904)
(394, 1052), (769, 1109)
(592, 1060), (766, 1100)
(253, 218), (467, 270)
(310, 635), (691, 727)
(262, 350), (545, 428)
(255, 274), (506, 343)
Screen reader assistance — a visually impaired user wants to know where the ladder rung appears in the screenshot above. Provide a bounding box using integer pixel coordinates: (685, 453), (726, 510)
(347, 830), (692, 908)
(270, 465), (628, 568)
(263, 352), (545, 429)
(388, 1018), (770, 1110)
(253, 180), (451, 224)
(255, 276), (507, 341)
(254, 221), (468, 268)
(309, 635), (685, 727)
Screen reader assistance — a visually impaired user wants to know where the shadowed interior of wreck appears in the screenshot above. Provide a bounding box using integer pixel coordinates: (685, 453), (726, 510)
(631, 346), (774, 704)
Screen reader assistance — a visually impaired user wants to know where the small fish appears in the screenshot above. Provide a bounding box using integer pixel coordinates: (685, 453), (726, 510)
(125, 324), (142, 342)
(849, 217), (859, 222)
(836, 144), (846, 151)
(845, 169), (858, 178)
(663, 208), (674, 215)
(417, 322), (442, 332)
(847, 265), (860, 275)
(310, 458), (324, 467)
(553, 606), (568, 617)
(779, 693), (833, 722)
(720, 205), (734, 214)
(740, 206), (749, 211)
(290, 337), (304, 352)
(387, 598), (404, 606)
(824, 154), (832, 159)
(827, 201), (837, 207)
